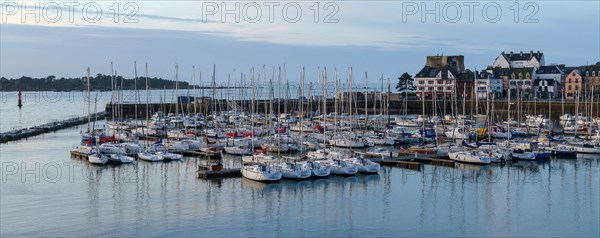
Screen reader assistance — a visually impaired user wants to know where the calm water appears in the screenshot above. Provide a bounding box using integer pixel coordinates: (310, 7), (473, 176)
(1, 123), (599, 237)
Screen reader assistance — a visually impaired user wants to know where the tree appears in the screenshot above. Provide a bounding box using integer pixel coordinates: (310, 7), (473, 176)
(396, 72), (416, 95)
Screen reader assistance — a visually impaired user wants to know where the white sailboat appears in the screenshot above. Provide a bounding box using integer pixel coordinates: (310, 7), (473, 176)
(108, 153), (136, 164)
(344, 157), (380, 173)
(275, 161), (312, 179)
(88, 153), (109, 165)
(448, 151), (492, 165)
(241, 66), (282, 182)
(155, 151), (183, 160)
(241, 163), (283, 182)
(137, 151), (164, 161)
(299, 160), (330, 177)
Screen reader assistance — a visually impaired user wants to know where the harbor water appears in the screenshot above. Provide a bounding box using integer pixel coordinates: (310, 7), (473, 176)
(1, 123), (599, 237)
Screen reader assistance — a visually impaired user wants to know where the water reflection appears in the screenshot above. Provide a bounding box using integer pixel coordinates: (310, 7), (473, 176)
(3, 132), (600, 237)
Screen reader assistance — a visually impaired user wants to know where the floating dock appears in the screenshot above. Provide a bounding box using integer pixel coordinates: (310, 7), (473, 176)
(1, 112), (109, 144)
(380, 153), (453, 170)
(196, 165), (241, 179)
(381, 160), (421, 171)
(70, 150), (91, 161)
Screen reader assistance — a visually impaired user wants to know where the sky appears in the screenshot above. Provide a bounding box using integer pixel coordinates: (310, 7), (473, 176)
(1, 0), (599, 86)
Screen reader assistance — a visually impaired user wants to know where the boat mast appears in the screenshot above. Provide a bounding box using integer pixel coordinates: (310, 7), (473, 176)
(145, 63), (150, 125)
(192, 65), (198, 135)
(284, 64), (288, 115)
(334, 68), (338, 150)
(251, 66), (255, 153)
(323, 67), (327, 148)
(548, 87), (551, 129)
(349, 67), (353, 138)
(507, 87), (511, 139)
(86, 66), (91, 133)
(487, 74), (492, 143)
(134, 62), (138, 124)
(175, 63), (179, 117)
(300, 67), (305, 145)
(110, 62), (114, 121)
(323, 67), (327, 124)
(278, 66), (281, 118)
(364, 72), (368, 130)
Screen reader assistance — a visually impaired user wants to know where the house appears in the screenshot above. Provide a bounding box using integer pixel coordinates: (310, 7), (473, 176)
(534, 78), (559, 99)
(536, 65), (565, 82)
(493, 51), (545, 69)
(489, 67), (511, 96)
(508, 68), (536, 98)
(564, 69), (584, 99)
(414, 55), (467, 99)
(414, 66), (458, 99)
(475, 71), (503, 99)
(584, 62), (600, 93)
(534, 65), (565, 98)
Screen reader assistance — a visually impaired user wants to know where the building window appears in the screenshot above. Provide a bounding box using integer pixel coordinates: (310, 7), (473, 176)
(429, 87), (433, 91)
(447, 87), (452, 90)
(587, 71), (590, 77)
(568, 85), (572, 90)
(575, 85), (579, 90)
(572, 72), (576, 76)
(594, 71), (597, 77)
(418, 87), (423, 90)
(576, 78), (579, 83)
(518, 73), (523, 79)
(568, 78), (572, 83)
(428, 81), (433, 84)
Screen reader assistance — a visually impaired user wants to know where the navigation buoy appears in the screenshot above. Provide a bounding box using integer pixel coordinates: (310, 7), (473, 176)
(17, 86), (23, 108)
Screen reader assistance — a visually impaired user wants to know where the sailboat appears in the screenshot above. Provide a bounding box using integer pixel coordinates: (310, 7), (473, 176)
(241, 66), (282, 182)
(331, 67), (366, 148)
(448, 150), (492, 165)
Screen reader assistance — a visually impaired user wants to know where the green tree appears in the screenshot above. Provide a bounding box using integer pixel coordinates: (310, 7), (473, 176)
(396, 72), (415, 95)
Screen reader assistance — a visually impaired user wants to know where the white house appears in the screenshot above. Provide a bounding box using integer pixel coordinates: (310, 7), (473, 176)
(493, 51), (545, 69)
(414, 67), (457, 98)
(475, 71), (503, 99)
(536, 65), (565, 82)
(534, 78), (560, 99)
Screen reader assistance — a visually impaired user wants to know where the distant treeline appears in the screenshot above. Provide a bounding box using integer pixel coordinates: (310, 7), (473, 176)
(0, 74), (195, 92)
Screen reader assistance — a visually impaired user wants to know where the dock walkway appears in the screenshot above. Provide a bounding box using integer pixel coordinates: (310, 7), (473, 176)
(380, 153), (453, 171)
(0, 112), (109, 143)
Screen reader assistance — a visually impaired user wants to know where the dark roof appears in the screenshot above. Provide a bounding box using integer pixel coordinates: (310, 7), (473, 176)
(415, 66), (459, 79)
(475, 70), (499, 79)
(492, 68), (511, 77)
(502, 51), (543, 62)
(567, 69), (584, 76)
(456, 69), (474, 81)
(509, 68), (535, 74)
(584, 62), (600, 73)
(536, 65), (563, 75)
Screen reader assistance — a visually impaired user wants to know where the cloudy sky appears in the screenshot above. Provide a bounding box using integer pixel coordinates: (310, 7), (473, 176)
(1, 1), (599, 85)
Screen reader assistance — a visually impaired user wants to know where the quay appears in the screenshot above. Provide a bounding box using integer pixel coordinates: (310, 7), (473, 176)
(107, 98), (590, 122)
(1, 112), (109, 144)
